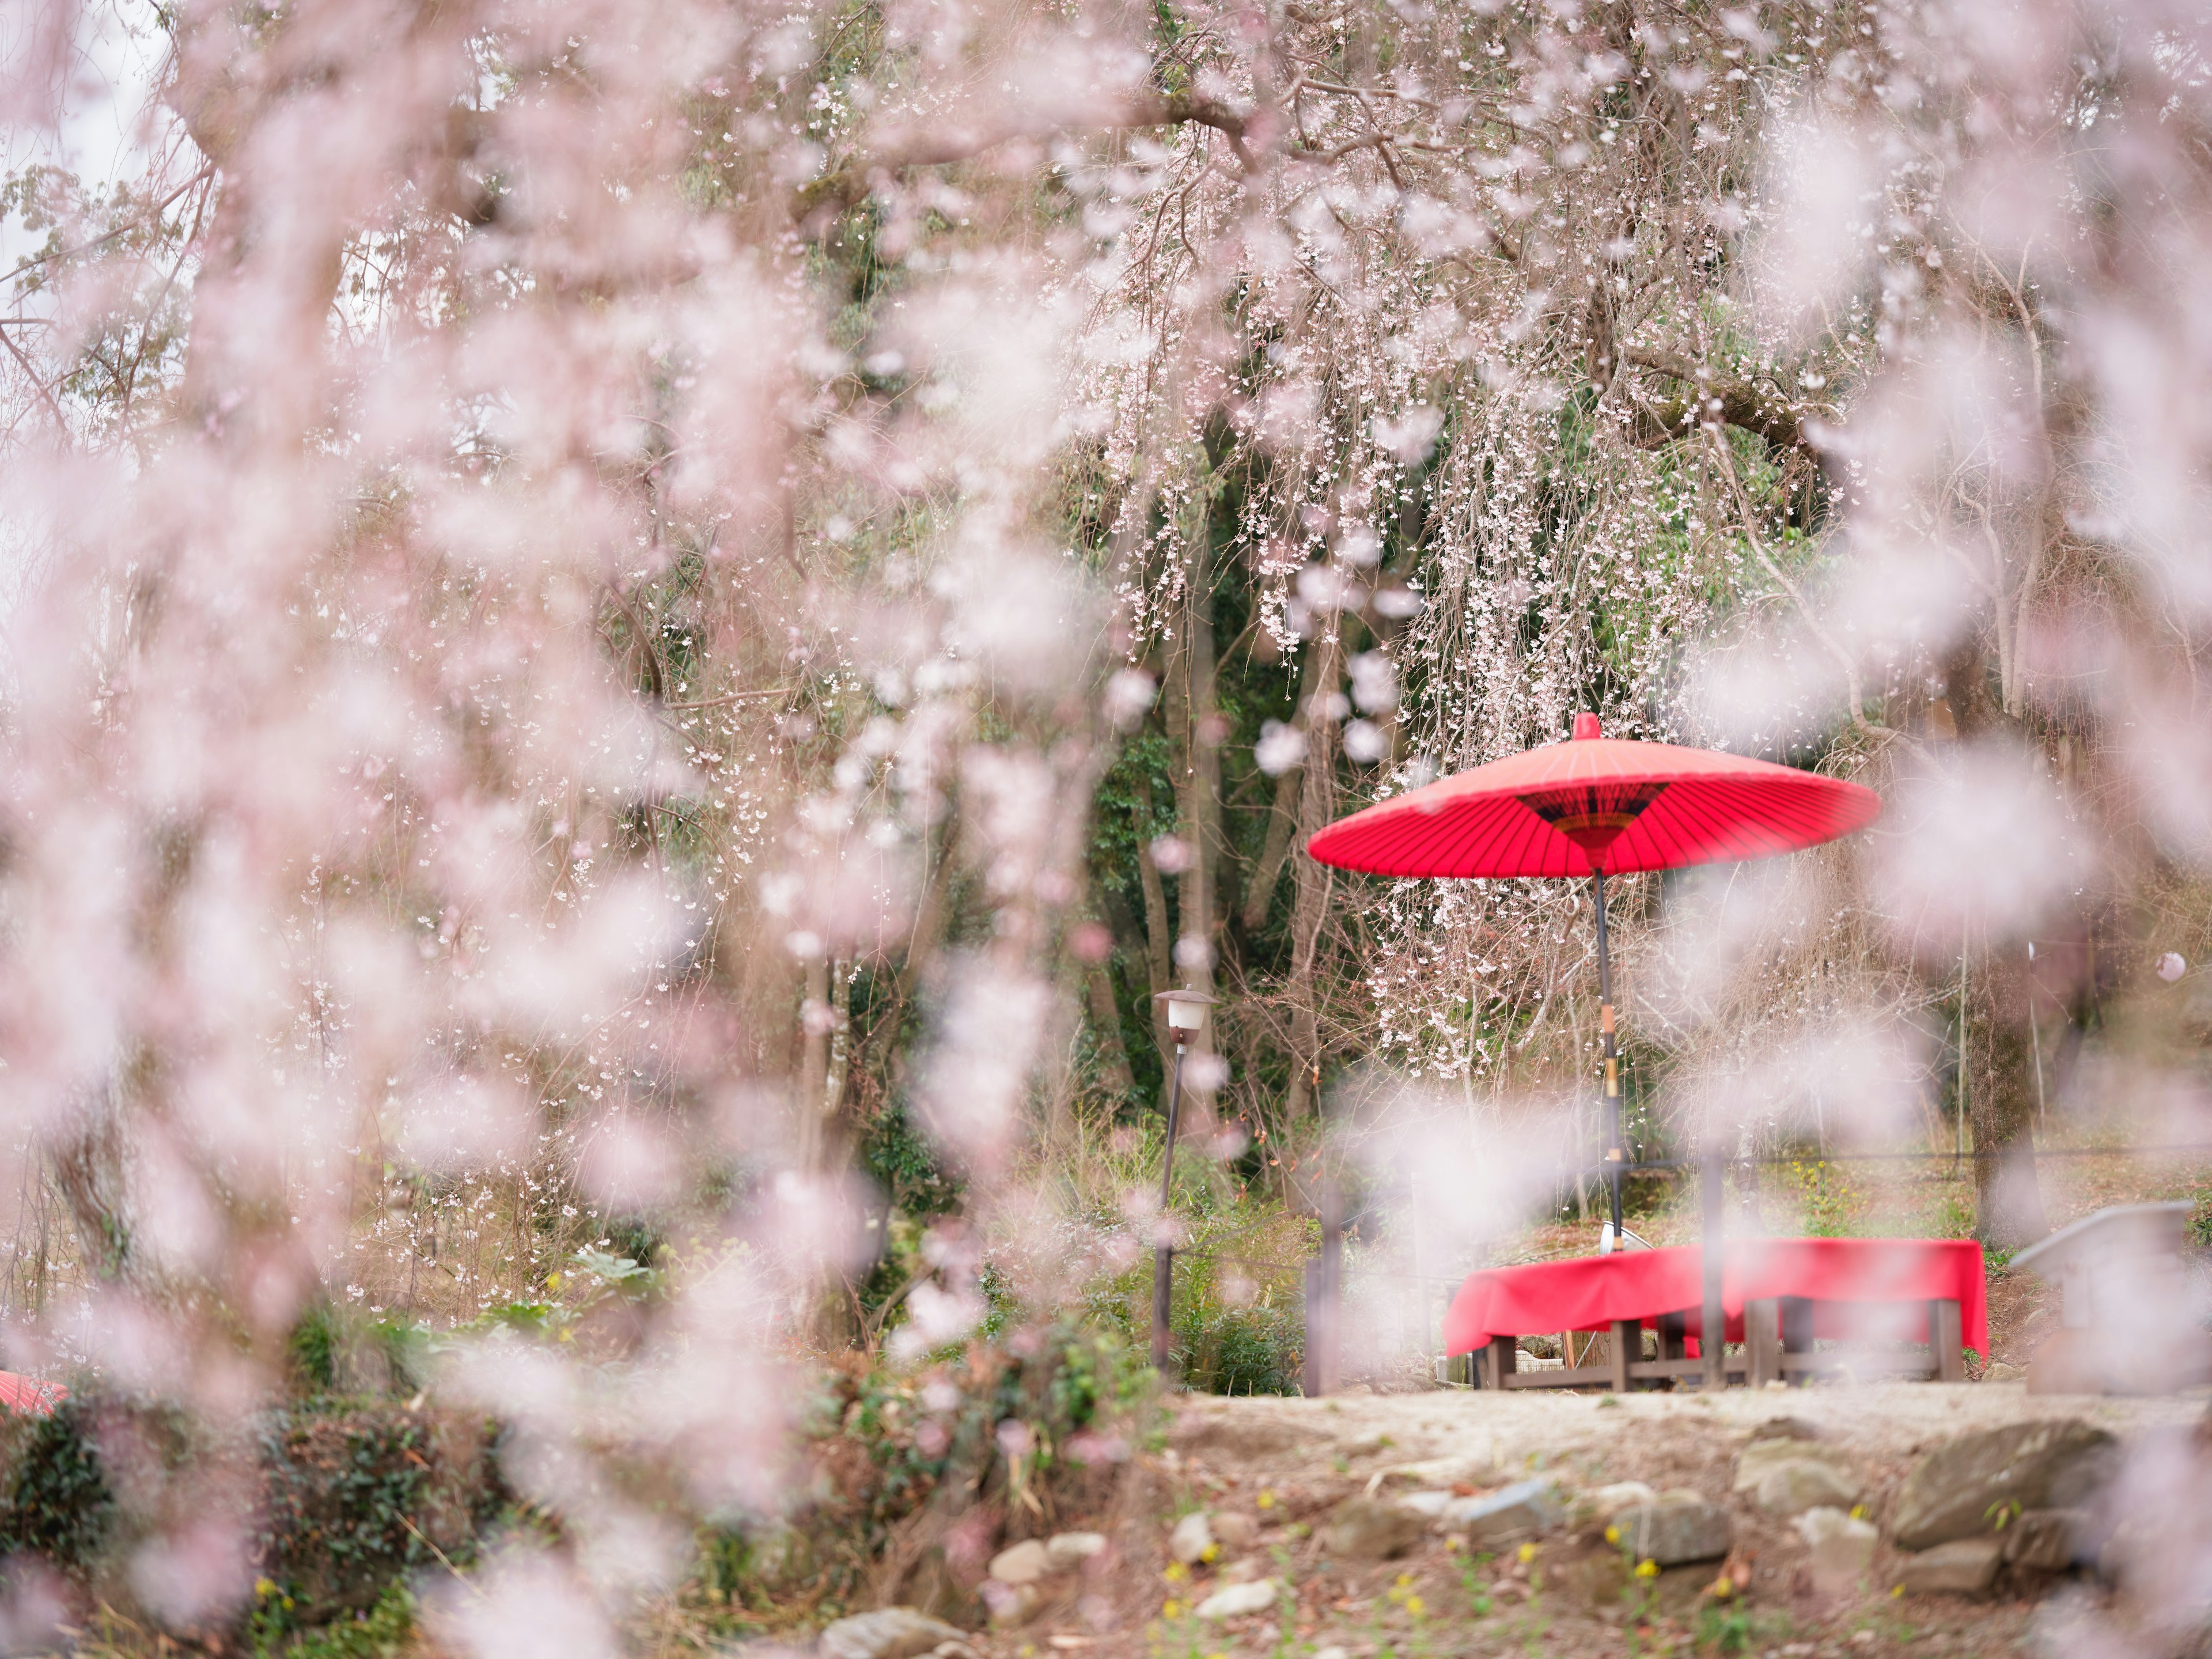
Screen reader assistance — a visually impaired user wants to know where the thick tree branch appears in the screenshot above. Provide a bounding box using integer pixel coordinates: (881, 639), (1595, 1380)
(1624, 344), (1819, 458)
(798, 91), (1253, 220)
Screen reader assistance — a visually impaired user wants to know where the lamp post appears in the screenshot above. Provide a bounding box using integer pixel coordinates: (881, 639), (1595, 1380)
(1150, 987), (1217, 1372)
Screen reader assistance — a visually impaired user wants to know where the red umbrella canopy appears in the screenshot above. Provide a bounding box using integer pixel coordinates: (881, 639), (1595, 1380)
(1307, 713), (1881, 878)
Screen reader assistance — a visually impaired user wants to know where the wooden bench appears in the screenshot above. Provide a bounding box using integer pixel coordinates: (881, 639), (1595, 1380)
(1473, 1296), (1967, 1390)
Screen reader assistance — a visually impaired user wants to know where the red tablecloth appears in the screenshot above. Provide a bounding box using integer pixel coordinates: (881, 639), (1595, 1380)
(1444, 1237), (1986, 1357)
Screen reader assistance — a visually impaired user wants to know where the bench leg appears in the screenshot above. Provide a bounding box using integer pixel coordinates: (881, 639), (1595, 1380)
(1610, 1319), (1638, 1392)
(1478, 1334), (1518, 1389)
(1660, 1310), (1686, 1362)
(1780, 1296), (1814, 1385)
(1930, 1298), (1965, 1382)
(1747, 1298), (1782, 1387)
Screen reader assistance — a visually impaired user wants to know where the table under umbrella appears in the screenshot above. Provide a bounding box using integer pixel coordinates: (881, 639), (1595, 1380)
(1308, 712), (1882, 1385)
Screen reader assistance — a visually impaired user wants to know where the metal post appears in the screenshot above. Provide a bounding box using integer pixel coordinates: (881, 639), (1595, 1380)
(1701, 1144), (1726, 1391)
(1594, 865), (1624, 1233)
(1150, 1039), (1187, 1372)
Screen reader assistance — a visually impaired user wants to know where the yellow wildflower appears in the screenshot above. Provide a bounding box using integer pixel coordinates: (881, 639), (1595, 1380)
(1443, 1535), (1464, 1554)
(254, 1578), (277, 1600)
(1256, 1489), (1276, 1510)
(1162, 1599), (1183, 1619)
(1634, 1559), (1659, 1580)
(1517, 1542), (1537, 1565)
(1200, 1543), (1219, 1564)
(546, 1271), (562, 1290)
(1404, 1596), (1426, 1618)
(1163, 1562), (1188, 1583)
(1850, 1504), (1868, 1520)
(1604, 1524), (1620, 1546)
(1394, 1573), (1413, 1589)
(1709, 1576), (1734, 1600)
(1892, 1585), (1905, 1598)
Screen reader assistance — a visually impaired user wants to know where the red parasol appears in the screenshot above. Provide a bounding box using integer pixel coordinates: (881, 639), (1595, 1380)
(1308, 713), (1880, 1233)
(1306, 712), (1879, 880)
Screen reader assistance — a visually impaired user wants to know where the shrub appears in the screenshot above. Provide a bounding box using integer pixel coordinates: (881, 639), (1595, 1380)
(0, 1392), (502, 1639)
(0, 1394), (130, 1567)
(255, 1400), (504, 1627)
(685, 1317), (1158, 1631)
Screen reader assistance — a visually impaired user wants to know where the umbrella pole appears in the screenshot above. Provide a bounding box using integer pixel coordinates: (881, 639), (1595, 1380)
(1594, 865), (1624, 1236)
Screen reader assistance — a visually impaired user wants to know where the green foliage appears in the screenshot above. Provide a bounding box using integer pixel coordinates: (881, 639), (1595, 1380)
(0, 1395), (122, 1567)
(1696, 1601), (1755, 1653)
(0, 1391), (498, 1641)
(253, 1580), (418, 1659)
(254, 1401), (503, 1626)
(1773, 1157), (1863, 1238)
(290, 1302), (342, 1393)
(861, 1095), (959, 1219)
(1174, 1294), (1305, 1396)
(703, 1316), (1158, 1616)
(1085, 1189), (1315, 1396)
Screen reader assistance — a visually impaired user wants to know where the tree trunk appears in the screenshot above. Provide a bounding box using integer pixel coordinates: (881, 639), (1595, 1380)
(1242, 638), (1332, 932)
(1162, 533), (1221, 1013)
(1966, 941), (2050, 1251)
(46, 1077), (139, 1286)
(1941, 637), (2047, 1249)
(1285, 634), (1343, 1120)
(1084, 960), (1138, 1097)
(1135, 790), (1176, 1063)
(798, 954), (832, 1169)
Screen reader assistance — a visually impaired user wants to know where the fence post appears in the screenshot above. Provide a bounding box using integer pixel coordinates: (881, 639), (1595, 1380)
(1701, 1145), (1726, 1391)
(1304, 1180), (1342, 1396)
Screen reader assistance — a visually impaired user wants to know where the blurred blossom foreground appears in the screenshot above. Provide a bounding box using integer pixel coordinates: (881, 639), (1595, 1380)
(0, 0), (2209, 1651)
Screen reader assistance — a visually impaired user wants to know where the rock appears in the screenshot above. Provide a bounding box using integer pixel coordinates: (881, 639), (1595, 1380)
(1044, 1532), (1107, 1572)
(1547, 1543), (1633, 1611)
(1210, 1513), (1259, 1550)
(899, 1544), (981, 1627)
(1326, 1497), (1430, 1560)
(1169, 1511), (1215, 1564)
(1795, 1507), (1878, 1583)
(1983, 1360), (2026, 1383)
(1892, 1419), (2118, 1549)
(1195, 1579), (1279, 1620)
(1748, 1416), (1822, 1444)
(1755, 1459), (1863, 1518)
(1895, 1537), (2003, 1596)
(1732, 1437), (1853, 1494)
(1442, 1478), (1565, 1544)
(1395, 1489), (1456, 1520)
(1221, 1556), (1266, 1584)
(982, 1582), (1039, 1627)
(1612, 1493), (1731, 1567)
(1571, 1481), (1656, 1526)
(988, 1540), (1050, 1585)
(1385, 1445), (1503, 1488)
(932, 1645), (981, 1659)
(2002, 1508), (2093, 1573)
(819, 1609), (969, 1659)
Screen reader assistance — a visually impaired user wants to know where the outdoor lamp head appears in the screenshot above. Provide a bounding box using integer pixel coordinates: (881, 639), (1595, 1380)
(1154, 988), (1217, 1044)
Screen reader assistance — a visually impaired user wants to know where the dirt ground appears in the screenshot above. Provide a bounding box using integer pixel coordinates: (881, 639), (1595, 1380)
(975, 1381), (2206, 1659)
